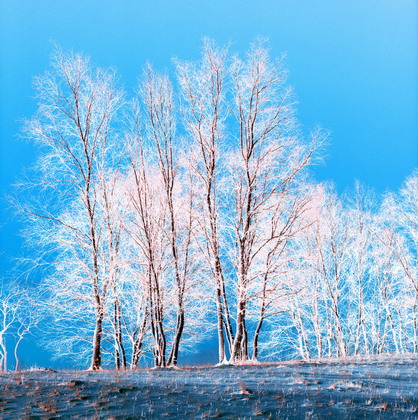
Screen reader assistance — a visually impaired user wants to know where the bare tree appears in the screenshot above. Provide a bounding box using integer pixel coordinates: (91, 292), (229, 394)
(176, 40), (233, 363)
(388, 173), (418, 352)
(177, 40), (321, 364)
(126, 155), (168, 367)
(22, 49), (124, 370)
(227, 42), (319, 363)
(345, 183), (375, 355)
(13, 288), (43, 371)
(141, 67), (199, 366)
(0, 283), (20, 372)
(0, 282), (41, 372)
(371, 175), (418, 354)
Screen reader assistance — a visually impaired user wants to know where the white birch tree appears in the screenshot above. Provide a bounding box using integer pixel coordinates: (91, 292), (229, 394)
(22, 49), (124, 370)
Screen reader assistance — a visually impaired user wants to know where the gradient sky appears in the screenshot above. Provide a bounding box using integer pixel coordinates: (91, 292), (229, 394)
(0, 0), (417, 368)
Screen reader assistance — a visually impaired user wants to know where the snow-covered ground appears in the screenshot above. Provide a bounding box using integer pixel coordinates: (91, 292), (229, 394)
(0, 355), (417, 418)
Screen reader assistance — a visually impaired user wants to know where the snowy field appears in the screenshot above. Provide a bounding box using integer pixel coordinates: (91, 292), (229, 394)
(0, 355), (417, 419)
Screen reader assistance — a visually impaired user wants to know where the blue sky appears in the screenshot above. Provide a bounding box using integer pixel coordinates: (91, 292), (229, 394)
(0, 0), (417, 367)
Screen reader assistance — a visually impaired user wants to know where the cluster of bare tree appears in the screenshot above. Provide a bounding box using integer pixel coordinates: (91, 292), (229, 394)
(0, 282), (41, 372)
(17, 41), (417, 370)
(267, 179), (418, 360)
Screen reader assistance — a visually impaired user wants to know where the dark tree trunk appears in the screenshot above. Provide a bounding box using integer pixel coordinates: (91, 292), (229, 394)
(113, 298), (127, 369)
(90, 312), (104, 370)
(216, 286), (226, 363)
(168, 307), (185, 366)
(231, 299), (248, 363)
(131, 310), (148, 369)
(252, 316), (264, 361)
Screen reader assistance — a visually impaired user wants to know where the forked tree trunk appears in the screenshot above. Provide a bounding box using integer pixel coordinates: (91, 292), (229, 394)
(231, 298), (248, 363)
(150, 277), (166, 368)
(153, 320), (166, 367)
(131, 308), (148, 369)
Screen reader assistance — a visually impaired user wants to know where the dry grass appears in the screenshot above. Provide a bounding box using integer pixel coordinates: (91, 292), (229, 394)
(0, 355), (417, 418)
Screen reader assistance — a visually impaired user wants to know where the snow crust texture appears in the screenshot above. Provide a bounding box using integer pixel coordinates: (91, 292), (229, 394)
(0, 355), (417, 418)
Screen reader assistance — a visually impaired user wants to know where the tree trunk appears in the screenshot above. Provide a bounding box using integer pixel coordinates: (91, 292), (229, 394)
(90, 311), (103, 370)
(168, 307), (185, 366)
(231, 299), (248, 363)
(14, 337), (24, 372)
(131, 310), (148, 369)
(216, 286), (226, 363)
(413, 299), (418, 353)
(252, 316), (264, 361)
(152, 303), (166, 368)
(113, 298), (126, 369)
(0, 340), (7, 372)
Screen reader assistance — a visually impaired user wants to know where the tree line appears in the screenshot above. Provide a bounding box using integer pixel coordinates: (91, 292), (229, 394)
(2, 40), (416, 371)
